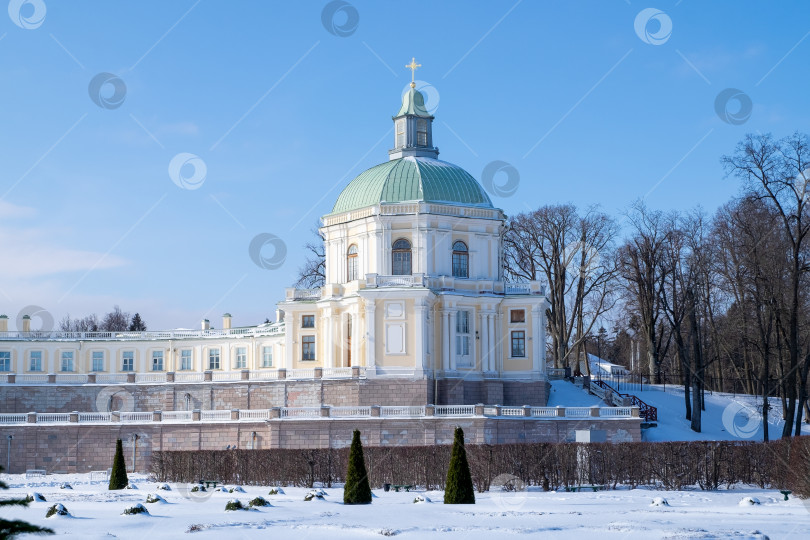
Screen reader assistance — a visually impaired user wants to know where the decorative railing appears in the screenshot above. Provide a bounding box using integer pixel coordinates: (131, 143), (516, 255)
(0, 322), (285, 342)
(322, 367), (353, 379)
(287, 369), (316, 379)
(380, 406), (425, 417)
(162, 411), (193, 422)
(290, 288), (321, 300)
(238, 409), (270, 421)
(212, 371), (241, 382)
(136, 373), (166, 383)
(174, 372), (205, 383)
(200, 410), (230, 421)
(280, 407), (321, 419)
(78, 412), (111, 423)
(330, 406), (372, 417)
(505, 284), (532, 295)
(434, 405), (475, 417)
(120, 412), (152, 423)
(55, 374), (88, 384)
(248, 370), (279, 380)
(96, 374), (128, 384)
(0, 404), (639, 424)
(591, 380), (658, 422)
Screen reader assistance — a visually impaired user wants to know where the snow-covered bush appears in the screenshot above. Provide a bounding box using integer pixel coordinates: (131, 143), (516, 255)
(156, 483), (171, 491)
(125, 483), (138, 490)
(268, 487), (284, 495)
(248, 496), (271, 508)
(59, 483), (72, 490)
(145, 493), (166, 504)
(45, 503), (70, 518)
(190, 484), (206, 493)
(304, 489), (327, 501)
(739, 497), (761, 506)
(413, 495), (431, 504)
(224, 499), (245, 511)
(122, 503), (149, 515)
(650, 497), (669, 507)
(228, 485), (246, 493)
(25, 492), (46, 502)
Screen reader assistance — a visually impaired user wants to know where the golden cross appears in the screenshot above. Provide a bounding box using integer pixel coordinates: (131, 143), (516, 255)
(406, 57), (421, 88)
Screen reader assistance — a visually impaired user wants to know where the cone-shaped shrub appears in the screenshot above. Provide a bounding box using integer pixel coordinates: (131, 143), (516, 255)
(109, 439), (129, 490)
(343, 430), (372, 504)
(444, 426), (475, 504)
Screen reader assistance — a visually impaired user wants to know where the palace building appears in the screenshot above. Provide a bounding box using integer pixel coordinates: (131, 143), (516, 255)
(0, 70), (550, 407)
(0, 65), (643, 468)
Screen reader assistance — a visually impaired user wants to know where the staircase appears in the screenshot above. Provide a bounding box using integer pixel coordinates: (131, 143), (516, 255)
(590, 379), (658, 422)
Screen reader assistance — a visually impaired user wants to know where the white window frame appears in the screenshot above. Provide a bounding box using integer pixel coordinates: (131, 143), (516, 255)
(208, 348), (221, 370)
(122, 351), (134, 372)
(261, 346), (273, 368)
(29, 350), (42, 372)
(60, 351), (74, 372)
(180, 349), (192, 371)
(235, 347), (247, 369)
(92, 351), (105, 372)
(151, 350), (164, 371)
(0, 351), (10, 372)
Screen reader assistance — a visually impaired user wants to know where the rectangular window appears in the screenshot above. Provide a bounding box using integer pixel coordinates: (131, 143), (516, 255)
(180, 349), (192, 371)
(151, 350), (164, 371)
(262, 346), (273, 368)
(0, 351), (10, 372)
(92, 351), (105, 372)
(302, 315), (315, 328)
(60, 351), (74, 372)
(235, 347), (247, 369)
(511, 309), (526, 323)
(511, 331), (526, 358)
(29, 351), (42, 372)
(396, 119), (405, 147)
(122, 351), (134, 372)
(302, 336), (315, 361)
(417, 119), (427, 146)
(455, 311), (470, 365)
(208, 348), (220, 370)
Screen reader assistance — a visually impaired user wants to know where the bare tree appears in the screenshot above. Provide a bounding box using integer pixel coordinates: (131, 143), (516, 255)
(294, 227), (326, 289)
(617, 202), (673, 384)
(504, 204), (619, 370)
(722, 132), (810, 437)
(100, 306), (130, 332)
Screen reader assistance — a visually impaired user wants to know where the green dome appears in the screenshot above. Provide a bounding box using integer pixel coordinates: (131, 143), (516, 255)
(330, 156), (493, 215)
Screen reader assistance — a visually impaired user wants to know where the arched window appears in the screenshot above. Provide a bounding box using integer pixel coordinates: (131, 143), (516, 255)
(347, 244), (359, 282)
(452, 241), (468, 278)
(392, 238), (412, 275)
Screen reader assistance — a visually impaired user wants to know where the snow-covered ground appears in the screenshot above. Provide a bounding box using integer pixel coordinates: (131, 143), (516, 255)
(1, 473), (808, 539)
(546, 379), (809, 441)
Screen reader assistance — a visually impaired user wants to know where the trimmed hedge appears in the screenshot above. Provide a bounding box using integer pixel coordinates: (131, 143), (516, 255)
(150, 437), (810, 497)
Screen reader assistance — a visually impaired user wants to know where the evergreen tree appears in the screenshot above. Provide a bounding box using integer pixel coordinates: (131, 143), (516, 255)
(444, 426), (475, 504)
(128, 313), (146, 331)
(108, 439), (129, 490)
(343, 430), (372, 504)
(0, 466), (53, 538)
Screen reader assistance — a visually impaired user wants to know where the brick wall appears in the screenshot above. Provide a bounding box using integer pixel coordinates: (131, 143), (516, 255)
(0, 416), (640, 474)
(0, 377), (542, 413)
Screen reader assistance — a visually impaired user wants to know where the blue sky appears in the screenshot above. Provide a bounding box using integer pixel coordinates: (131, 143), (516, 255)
(0, 0), (808, 330)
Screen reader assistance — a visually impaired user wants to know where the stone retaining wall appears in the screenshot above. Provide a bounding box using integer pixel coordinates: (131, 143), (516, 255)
(0, 415), (639, 474)
(0, 378), (549, 413)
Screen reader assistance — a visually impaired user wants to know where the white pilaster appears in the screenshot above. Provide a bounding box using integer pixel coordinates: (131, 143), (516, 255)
(449, 310), (457, 372)
(365, 300), (376, 368)
(441, 309), (450, 371)
(414, 299), (426, 373)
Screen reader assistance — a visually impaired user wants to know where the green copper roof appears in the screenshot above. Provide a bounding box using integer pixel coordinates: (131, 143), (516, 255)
(330, 156), (493, 215)
(395, 88), (432, 117)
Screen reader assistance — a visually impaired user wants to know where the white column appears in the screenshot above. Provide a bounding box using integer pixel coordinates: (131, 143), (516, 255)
(324, 308), (333, 369)
(495, 312), (503, 373)
(531, 305), (542, 374)
(414, 299), (426, 373)
(441, 310), (450, 371)
(284, 317), (294, 370)
(480, 312), (489, 373)
(537, 303), (547, 375)
(449, 310), (457, 371)
(350, 311), (359, 367)
(365, 301), (376, 368)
